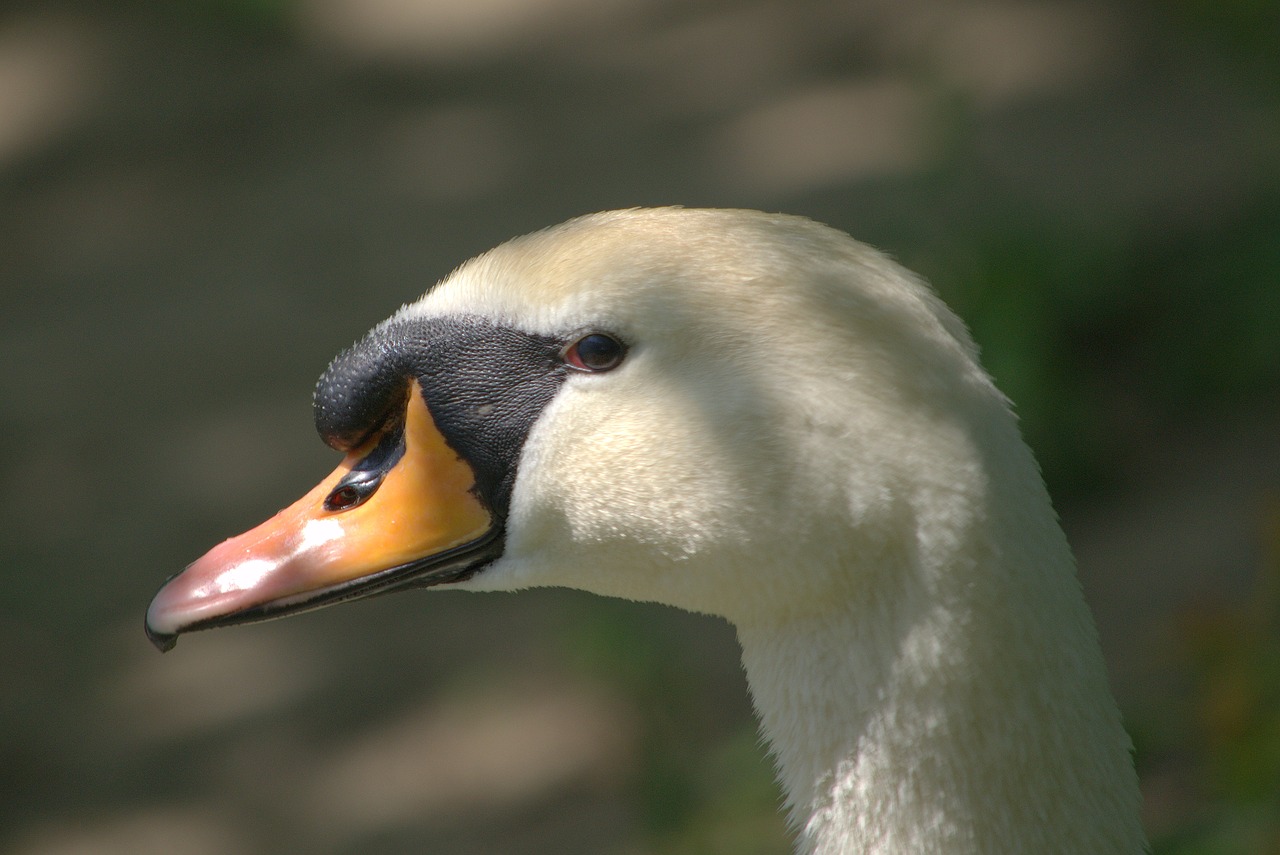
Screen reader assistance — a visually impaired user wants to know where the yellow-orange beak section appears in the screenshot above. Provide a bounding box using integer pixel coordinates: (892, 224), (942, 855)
(146, 384), (496, 650)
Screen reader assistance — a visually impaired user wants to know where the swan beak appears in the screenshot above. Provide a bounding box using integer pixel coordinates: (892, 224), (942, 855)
(145, 385), (498, 651)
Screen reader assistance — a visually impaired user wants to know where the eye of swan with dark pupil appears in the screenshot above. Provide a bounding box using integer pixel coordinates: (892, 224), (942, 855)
(563, 332), (626, 372)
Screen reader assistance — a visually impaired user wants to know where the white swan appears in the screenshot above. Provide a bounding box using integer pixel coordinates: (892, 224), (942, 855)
(147, 208), (1146, 854)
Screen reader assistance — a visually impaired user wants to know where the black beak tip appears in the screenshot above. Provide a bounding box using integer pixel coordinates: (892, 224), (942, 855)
(145, 620), (177, 653)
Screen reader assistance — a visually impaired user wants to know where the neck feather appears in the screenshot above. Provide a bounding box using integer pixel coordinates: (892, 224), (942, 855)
(735, 486), (1145, 854)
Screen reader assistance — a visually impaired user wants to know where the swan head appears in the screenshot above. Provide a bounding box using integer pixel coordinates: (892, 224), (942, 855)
(146, 208), (1008, 646)
(145, 209), (1147, 853)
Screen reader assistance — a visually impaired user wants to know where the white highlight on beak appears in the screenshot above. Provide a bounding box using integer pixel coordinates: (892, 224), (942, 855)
(298, 517), (346, 553)
(203, 558), (278, 597)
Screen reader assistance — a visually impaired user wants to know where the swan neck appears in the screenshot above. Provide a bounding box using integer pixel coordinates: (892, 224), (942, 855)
(735, 549), (1146, 854)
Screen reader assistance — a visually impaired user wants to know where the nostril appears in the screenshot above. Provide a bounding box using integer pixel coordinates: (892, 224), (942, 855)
(322, 423), (407, 513)
(325, 484), (364, 512)
(323, 469), (386, 512)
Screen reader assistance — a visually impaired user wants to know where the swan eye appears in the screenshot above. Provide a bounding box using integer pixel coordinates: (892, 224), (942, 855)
(563, 333), (626, 372)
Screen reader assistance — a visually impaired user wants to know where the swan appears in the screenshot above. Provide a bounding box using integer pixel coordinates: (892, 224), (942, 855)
(146, 208), (1146, 854)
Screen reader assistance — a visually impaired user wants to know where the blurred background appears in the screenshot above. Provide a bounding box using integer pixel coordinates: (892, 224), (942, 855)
(2, 0), (1278, 852)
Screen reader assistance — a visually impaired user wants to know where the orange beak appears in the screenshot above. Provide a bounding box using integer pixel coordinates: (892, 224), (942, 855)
(146, 383), (498, 650)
